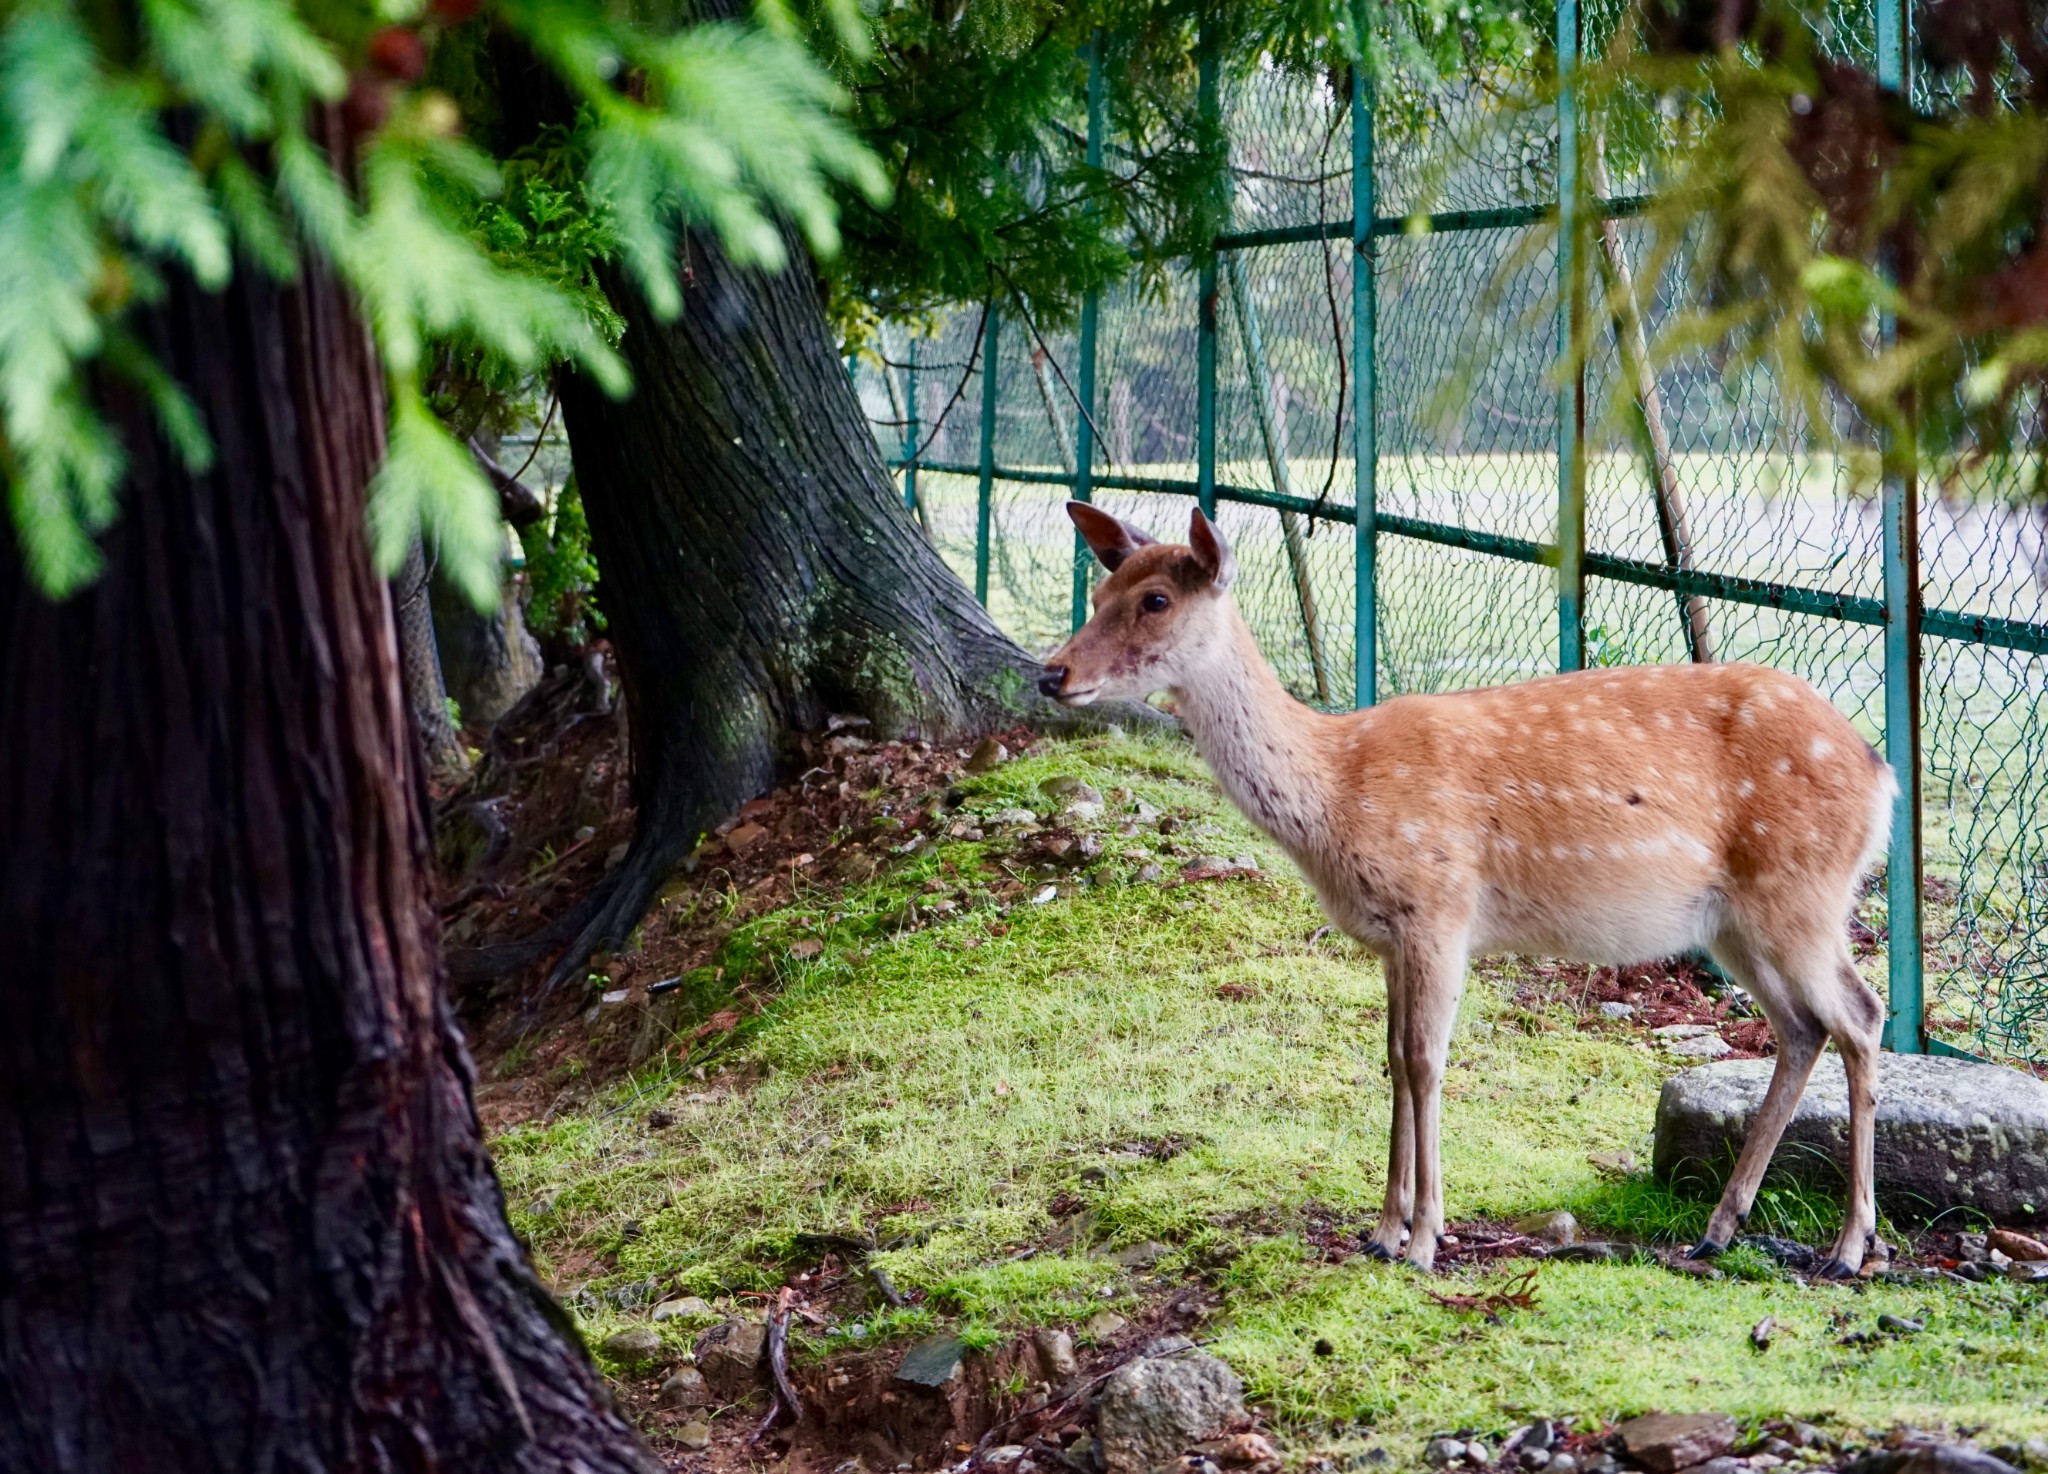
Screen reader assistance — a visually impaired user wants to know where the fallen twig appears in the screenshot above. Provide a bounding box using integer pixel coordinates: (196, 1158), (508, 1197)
(1427, 1265), (1541, 1317)
(751, 1293), (804, 1441)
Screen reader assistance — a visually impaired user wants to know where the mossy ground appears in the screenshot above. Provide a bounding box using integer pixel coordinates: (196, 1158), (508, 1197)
(489, 729), (2048, 1462)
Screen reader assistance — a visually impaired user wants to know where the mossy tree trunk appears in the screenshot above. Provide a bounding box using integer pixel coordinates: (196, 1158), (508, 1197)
(547, 231), (1059, 984)
(0, 118), (656, 1472)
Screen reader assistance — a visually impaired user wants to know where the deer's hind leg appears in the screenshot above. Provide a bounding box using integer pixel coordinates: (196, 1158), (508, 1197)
(1690, 930), (1825, 1260)
(1814, 948), (1886, 1278)
(1365, 946), (1414, 1260)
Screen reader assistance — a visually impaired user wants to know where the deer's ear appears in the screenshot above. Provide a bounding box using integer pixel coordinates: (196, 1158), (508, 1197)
(1188, 508), (1237, 590)
(1067, 502), (1157, 572)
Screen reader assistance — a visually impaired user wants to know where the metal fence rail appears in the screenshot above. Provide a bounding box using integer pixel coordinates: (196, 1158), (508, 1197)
(850, 0), (2048, 1068)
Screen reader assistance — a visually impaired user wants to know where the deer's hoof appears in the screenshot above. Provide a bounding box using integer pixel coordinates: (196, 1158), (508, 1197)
(1814, 1257), (1860, 1281)
(1362, 1241), (1397, 1262)
(1686, 1238), (1726, 1262)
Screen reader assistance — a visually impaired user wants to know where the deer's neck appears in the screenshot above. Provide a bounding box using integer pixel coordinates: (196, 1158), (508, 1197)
(1170, 612), (1333, 856)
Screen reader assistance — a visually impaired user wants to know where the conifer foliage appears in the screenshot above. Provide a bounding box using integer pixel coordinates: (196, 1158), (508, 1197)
(0, 0), (883, 602)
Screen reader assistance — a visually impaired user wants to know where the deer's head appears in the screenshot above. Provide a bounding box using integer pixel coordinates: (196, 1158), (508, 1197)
(1038, 502), (1238, 705)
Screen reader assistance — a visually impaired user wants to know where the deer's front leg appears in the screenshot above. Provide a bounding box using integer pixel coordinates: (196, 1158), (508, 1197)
(1397, 933), (1468, 1274)
(1366, 949), (1413, 1260)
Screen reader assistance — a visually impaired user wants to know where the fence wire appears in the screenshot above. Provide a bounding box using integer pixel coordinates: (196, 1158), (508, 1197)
(849, 4), (2048, 1070)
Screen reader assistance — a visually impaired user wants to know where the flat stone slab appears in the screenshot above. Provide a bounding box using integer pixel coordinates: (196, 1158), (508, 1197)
(1654, 1054), (2048, 1222)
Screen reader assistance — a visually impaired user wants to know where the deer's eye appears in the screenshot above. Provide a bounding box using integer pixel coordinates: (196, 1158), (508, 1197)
(1140, 591), (1170, 614)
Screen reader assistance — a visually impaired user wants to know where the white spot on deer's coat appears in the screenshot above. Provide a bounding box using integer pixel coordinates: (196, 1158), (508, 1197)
(1399, 820), (1425, 845)
(1499, 834), (1520, 852)
(1753, 821), (1769, 837)
(1811, 737), (1835, 761)
(1775, 758), (1793, 776)
(1737, 778), (1756, 798)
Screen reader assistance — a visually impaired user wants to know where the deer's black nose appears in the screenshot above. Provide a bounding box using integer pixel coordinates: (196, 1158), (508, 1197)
(1038, 665), (1069, 698)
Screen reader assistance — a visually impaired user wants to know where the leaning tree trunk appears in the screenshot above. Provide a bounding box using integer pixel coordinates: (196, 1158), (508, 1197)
(549, 231), (1082, 983)
(395, 532), (474, 777)
(0, 127), (656, 1473)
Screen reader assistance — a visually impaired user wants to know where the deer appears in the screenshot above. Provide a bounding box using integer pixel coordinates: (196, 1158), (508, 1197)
(1040, 502), (1897, 1277)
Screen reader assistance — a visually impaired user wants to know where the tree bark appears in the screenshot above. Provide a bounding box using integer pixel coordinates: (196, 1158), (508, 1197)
(548, 230), (1091, 984)
(0, 139), (656, 1472)
(395, 533), (474, 776)
(432, 559), (545, 728)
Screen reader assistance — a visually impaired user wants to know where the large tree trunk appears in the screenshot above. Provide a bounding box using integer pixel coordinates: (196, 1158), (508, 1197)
(0, 139), (655, 1472)
(547, 232), (1079, 983)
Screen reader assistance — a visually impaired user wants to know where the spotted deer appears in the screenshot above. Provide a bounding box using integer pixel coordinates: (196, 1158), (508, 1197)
(1041, 503), (1896, 1276)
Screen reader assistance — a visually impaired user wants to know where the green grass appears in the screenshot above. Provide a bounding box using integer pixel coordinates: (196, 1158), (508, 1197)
(495, 729), (2048, 1457)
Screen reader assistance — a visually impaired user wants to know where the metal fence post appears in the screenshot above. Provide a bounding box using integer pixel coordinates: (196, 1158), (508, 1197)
(1072, 30), (1106, 633)
(903, 336), (920, 516)
(1555, 0), (1586, 672)
(1877, 0), (1925, 1053)
(977, 308), (999, 604)
(1353, 0), (1377, 709)
(1195, 10), (1219, 520)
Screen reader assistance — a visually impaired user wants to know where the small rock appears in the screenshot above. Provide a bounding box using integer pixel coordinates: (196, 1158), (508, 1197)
(1599, 1001), (1638, 1020)
(1989, 1228), (2048, 1262)
(1615, 1412), (1739, 1473)
(1513, 1210), (1579, 1246)
(1031, 883), (1060, 905)
(1097, 1347), (1247, 1474)
(1106, 1240), (1172, 1269)
(984, 1447), (1030, 1466)
(2009, 1260), (2048, 1284)
(1655, 1023), (1718, 1039)
(677, 1420), (712, 1450)
(599, 1326), (663, 1365)
(1589, 1150), (1638, 1175)
(964, 736), (1008, 772)
(696, 1319), (768, 1391)
(1956, 1232), (1991, 1263)
(604, 841), (630, 871)
(1880, 1448), (2028, 1474)
(990, 806), (1041, 828)
(1426, 1440), (1469, 1468)
(1669, 1034), (1735, 1059)
(1466, 1444), (1492, 1466)
(1202, 1432), (1281, 1467)
(658, 1367), (712, 1407)
(1695, 1459), (1749, 1474)
(1135, 863), (1164, 883)
(1085, 1310), (1128, 1340)
(1186, 856), (1235, 875)
(727, 821), (768, 851)
(895, 1332), (967, 1388)
(1550, 1456), (1578, 1474)
(653, 1296), (715, 1322)
(1156, 815), (1179, 834)
(1231, 855), (1259, 872)
(1521, 1451), (1553, 1471)
(1878, 1314), (1926, 1335)
(600, 988), (629, 1005)
(1518, 1420), (1557, 1454)
(1034, 1327), (1080, 1380)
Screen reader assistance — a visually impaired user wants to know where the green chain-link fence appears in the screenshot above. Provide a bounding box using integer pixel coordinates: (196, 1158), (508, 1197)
(852, 0), (2048, 1069)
